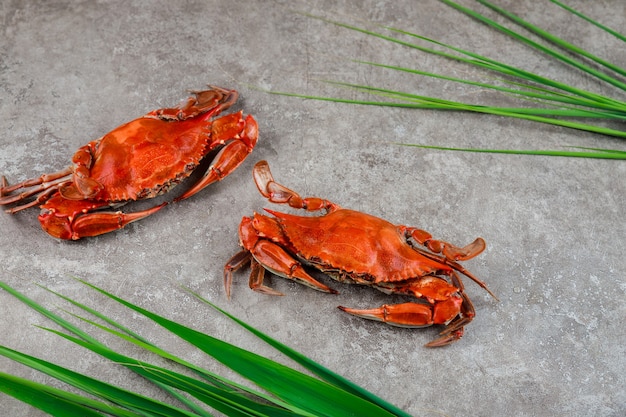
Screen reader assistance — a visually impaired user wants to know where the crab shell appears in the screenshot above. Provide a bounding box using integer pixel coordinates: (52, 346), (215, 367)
(65, 110), (252, 202)
(264, 208), (456, 293)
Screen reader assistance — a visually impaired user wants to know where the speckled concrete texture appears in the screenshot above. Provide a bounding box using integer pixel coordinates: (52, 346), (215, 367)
(1, 1), (624, 416)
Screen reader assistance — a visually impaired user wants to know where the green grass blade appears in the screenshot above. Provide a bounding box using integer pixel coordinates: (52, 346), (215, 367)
(442, 0), (626, 91)
(45, 282), (251, 400)
(1, 280), (413, 416)
(0, 281), (102, 347)
(393, 25), (626, 109)
(0, 281), (298, 417)
(293, 9), (626, 154)
(39, 283), (306, 416)
(324, 78), (626, 119)
(42, 282), (221, 415)
(80, 281), (401, 417)
(41, 283), (152, 345)
(308, 13), (626, 109)
(550, 0), (626, 43)
(187, 289), (414, 417)
(476, 0), (626, 78)
(568, 146), (626, 154)
(61, 311), (302, 417)
(40, 326), (297, 417)
(354, 59), (622, 113)
(269, 88), (626, 139)
(338, 84), (626, 137)
(0, 281), (217, 416)
(0, 371), (137, 417)
(0, 345), (200, 417)
(397, 143), (626, 160)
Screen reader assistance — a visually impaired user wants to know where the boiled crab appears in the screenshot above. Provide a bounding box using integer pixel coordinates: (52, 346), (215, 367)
(225, 160), (496, 347)
(0, 86), (257, 240)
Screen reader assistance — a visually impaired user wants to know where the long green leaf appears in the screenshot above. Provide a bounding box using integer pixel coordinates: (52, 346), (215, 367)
(442, 0), (626, 91)
(325, 78), (625, 118)
(1, 280), (412, 416)
(0, 371), (135, 417)
(0, 346), (197, 417)
(569, 146), (626, 154)
(80, 281), (400, 417)
(305, 12), (626, 110)
(550, 0), (626, 43)
(0, 281), (295, 417)
(0, 281), (213, 415)
(352, 60), (626, 118)
(0, 345), (199, 417)
(38, 328), (299, 417)
(45, 283), (263, 401)
(397, 143), (626, 160)
(59, 313), (303, 417)
(268, 88), (626, 139)
(475, 0), (626, 78)
(187, 289), (414, 417)
(287, 7), (626, 154)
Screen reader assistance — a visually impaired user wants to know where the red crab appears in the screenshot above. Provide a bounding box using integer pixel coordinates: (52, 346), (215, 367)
(225, 160), (496, 347)
(0, 86), (257, 240)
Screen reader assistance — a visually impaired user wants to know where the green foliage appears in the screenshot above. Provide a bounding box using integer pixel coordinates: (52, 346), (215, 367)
(0, 280), (410, 417)
(270, 1), (626, 159)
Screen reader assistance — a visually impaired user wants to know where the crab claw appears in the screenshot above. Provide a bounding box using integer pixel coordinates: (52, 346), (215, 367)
(442, 237), (486, 261)
(338, 302), (435, 328)
(339, 297), (467, 347)
(39, 198), (167, 240)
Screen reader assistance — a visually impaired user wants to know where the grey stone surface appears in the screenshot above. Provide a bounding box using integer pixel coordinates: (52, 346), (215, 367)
(0, 1), (624, 416)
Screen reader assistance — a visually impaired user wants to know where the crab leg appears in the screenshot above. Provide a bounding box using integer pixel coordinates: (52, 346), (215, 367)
(224, 215), (338, 298)
(402, 228), (498, 301)
(339, 268), (477, 347)
(0, 167), (72, 196)
(426, 272), (477, 347)
(224, 249), (291, 298)
(247, 239), (338, 295)
(338, 295), (469, 347)
(224, 250), (254, 299)
(447, 259), (498, 301)
(403, 226), (486, 261)
(4, 187), (60, 214)
(0, 168), (73, 210)
(175, 113), (258, 202)
(146, 85), (238, 121)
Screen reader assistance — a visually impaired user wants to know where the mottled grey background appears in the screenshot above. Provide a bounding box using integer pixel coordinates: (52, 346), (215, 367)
(1, 1), (624, 416)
